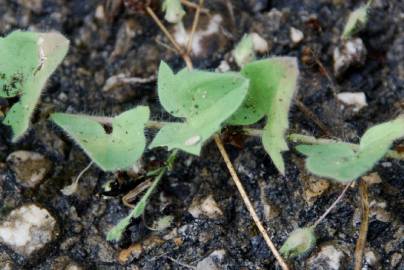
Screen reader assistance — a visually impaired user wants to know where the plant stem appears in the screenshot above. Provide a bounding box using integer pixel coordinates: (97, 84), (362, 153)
(312, 181), (352, 228)
(85, 117), (404, 161)
(129, 149), (178, 219)
(214, 135), (290, 270)
(354, 178), (369, 270)
(288, 133), (404, 160)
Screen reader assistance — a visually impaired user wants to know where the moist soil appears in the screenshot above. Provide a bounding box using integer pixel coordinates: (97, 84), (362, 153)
(0, 0), (403, 269)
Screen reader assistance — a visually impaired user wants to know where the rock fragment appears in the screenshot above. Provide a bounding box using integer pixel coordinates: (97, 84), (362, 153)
(196, 250), (226, 270)
(307, 243), (350, 270)
(337, 92), (367, 112)
(188, 195), (223, 219)
(7, 150), (52, 188)
(333, 38), (367, 77)
(0, 204), (58, 257)
(290, 27), (304, 44)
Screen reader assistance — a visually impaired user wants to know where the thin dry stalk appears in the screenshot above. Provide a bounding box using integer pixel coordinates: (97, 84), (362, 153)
(312, 182), (352, 228)
(187, 0), (204, 53)
(146, 6), (193, 69)
(214, 135), (289, 270)
(180, 0), (209, 14)
(354, 178), (369, 270)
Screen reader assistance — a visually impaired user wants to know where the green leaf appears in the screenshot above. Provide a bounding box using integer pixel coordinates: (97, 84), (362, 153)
(280, 227), (316, 258)
(296, 116), (404, 182)
(107, 167), (165, 241)
(162, 0), (185, 24)
(233, 34), (255, 68)
(51, 107), (150, 171)
(149, 61), (249, 155)
(342, 2), (371, 39)
(228, 57), (299, 174)
(1, 31), (69, 141)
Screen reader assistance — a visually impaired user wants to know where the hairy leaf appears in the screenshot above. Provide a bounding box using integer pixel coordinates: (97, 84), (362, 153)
(297, 116), (404, 182)
(280, 227), (316, 258)
(0, 31), (69, 141)
(228, 57), (299, 174)
(51, 107), (149, 171)
(149, 61), (249, 155)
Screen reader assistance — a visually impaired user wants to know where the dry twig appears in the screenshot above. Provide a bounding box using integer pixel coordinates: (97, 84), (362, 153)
(354, 178), (369, 270)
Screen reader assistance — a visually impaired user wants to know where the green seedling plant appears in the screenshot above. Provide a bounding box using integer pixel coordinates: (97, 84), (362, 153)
(0, 30), (69, 141)
(2, 26), (403, 268)
(52, 57), (299, 240)
(342, 0), (373, 39)
(280, 116), (404, 258)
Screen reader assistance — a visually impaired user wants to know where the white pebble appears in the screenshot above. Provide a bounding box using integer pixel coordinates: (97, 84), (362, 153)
(337, 92), (367, 112)
(290, 27), (304, 44)
(251, 32), (269, 53)
(0, 204), (57, 256)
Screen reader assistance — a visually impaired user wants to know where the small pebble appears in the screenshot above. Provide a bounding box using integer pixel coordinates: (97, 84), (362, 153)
(188, 195), (223, 219)
(290, 27), (304, 44)
(337, 92), (367, 112)
(307, 243), (348, 270)
(196, 249), (226, 270)
(333, 38), (367, 77)
(390, 252), (402, 268)
(7, 150), (52, 188)
(251, 32), (269, 53)
(0, 204), (58, 257)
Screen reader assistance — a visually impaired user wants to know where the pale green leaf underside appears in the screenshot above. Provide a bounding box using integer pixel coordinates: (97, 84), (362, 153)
(228, 57), (299, 174)
(1, 31), (69, 141)
(150, 61), (249, 155)
(297, 116), (404, 182)
(51, 107), (150, 171)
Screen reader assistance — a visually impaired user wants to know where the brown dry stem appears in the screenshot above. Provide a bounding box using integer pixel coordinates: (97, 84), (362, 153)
(354, 178), (369, 270)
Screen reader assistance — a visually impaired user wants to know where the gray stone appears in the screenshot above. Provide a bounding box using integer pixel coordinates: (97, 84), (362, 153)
(307, 242), (351, 270)
(196, 249), (226, 270)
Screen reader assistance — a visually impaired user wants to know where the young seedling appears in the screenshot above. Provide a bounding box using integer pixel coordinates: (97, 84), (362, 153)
(280, 116), (404, 258)
(296, 116), (404, 182)
(0, 31), (69, 141)
(342, 0), (373, 39)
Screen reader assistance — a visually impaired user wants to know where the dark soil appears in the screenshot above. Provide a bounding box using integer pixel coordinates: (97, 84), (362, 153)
(0, 0), (403, 269)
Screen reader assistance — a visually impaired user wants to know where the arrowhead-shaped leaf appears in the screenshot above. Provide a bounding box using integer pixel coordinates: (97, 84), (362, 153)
(1, 31), (69, 141)
(149, 61), (249, 155)
(51, 107), (149, 171)
(228, 57), (299, 174)
(297, 116), (404, 182)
